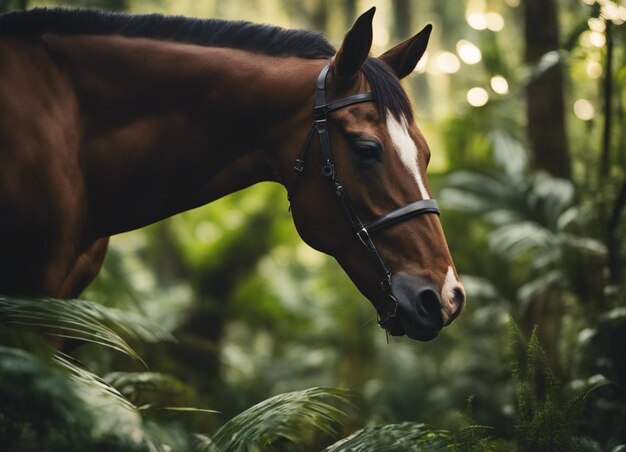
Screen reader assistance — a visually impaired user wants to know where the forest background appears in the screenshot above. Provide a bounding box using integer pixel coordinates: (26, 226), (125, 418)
(0, 0), (624, 450)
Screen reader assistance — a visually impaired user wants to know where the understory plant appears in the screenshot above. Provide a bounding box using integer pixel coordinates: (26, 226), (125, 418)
(0, 296), (486, 451)
(0, 296), (608, 451)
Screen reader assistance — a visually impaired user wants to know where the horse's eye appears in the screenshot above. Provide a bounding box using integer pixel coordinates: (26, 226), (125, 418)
(352, 140), (381, 162)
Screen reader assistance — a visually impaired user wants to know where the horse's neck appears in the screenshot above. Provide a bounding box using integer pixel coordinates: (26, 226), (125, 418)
(44, 34), (322, 236)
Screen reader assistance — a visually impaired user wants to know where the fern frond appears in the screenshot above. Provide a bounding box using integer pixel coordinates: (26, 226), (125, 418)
(210, 387), (350, 451)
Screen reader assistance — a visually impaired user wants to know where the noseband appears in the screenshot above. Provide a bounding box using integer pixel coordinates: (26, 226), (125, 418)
(287, 63), (440, 330)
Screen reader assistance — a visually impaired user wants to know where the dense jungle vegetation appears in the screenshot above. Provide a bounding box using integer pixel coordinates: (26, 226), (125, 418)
(1, 0), (625, 450)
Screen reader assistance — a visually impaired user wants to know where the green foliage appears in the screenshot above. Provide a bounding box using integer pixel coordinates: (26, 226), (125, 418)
(0, 343), (194, 452)
(0, 341), (355, 452)
(508, 322), (601, 452)
(208, 387), (349, 451)
(0, 296), (173, 363)
(0, 295), (502, 452)
(104, 371), (203, 410)
(324, 422), (452, 452)
(323, 419), (503, 452)
(0, 296), (355, 451)
(2, 0), (625, 450)
(0, 297), (193, 451)
(0, 345), (96, 452)
(441, 133), (607, 326)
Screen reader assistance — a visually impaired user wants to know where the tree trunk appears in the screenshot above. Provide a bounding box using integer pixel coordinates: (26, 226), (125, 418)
(341, 0), (356, 30)
(522, 0), (572, 393)
(523, 0), (571, 180)
(311, 0), (328, 32)
(392, 0), (411, 41)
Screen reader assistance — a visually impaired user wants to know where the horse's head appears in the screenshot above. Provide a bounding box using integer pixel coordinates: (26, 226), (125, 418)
(285, 8), (465, 341)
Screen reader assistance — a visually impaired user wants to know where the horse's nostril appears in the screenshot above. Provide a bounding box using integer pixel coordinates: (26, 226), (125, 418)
(417, 288), (441, 317)
(391, 274), (445, 341)
(453, 287), (465, 308)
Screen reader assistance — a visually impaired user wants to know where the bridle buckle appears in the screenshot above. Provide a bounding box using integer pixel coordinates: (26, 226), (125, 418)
(294, 159), (305, 173)
(380, 275), (391, 291)
(356, 227), (370, 247)
(377, 296), (399, 328)
(314, 105), (328, 119)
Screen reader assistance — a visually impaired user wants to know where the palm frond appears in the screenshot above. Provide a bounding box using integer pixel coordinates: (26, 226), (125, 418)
(560, 233), (607, 256)
(458, 274), (504, 302)
(83, 301), (175, 343)
(443, 152), (576, 234)
(440, 171), (509, 213)
(488, 221), (558, 258)
(194, 434), (219, 452)
(490, 131), (528, 178)
(52, 353), (176, 452)
(157, 406), (219, 414)
(323, 422), (451, 452)
(0, 296), (173, 361)
(209, 387), (350, 451)
(483, 208), (525, 227)
(517, 270), (564, 309)
(0, 345), (152, 451)
(5, 345), (201, 451)
(104, 371), (204, 410)
(0, 345), (82, 420)
(54, 353), (138, 413)
(525, 172), (574, 229)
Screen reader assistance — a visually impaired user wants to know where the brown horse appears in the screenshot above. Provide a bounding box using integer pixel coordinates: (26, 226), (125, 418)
(0, 7), (465, 341)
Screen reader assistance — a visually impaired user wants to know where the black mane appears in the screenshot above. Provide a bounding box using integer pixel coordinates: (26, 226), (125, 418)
(0, 7), (335, 58)
(0, 7), (413, 120)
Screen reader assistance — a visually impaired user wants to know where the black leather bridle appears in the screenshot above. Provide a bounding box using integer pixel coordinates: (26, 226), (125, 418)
(287, 62), (440, 330)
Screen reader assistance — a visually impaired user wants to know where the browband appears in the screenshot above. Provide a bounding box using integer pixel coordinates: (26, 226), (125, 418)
(315, 93), (375, 118)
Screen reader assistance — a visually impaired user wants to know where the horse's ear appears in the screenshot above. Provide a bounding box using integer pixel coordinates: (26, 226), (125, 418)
(379, 24), (432, 80)
(331, 7), (375, 88)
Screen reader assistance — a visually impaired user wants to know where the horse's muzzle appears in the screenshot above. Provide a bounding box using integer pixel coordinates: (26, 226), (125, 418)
(390, 273), (444, 341)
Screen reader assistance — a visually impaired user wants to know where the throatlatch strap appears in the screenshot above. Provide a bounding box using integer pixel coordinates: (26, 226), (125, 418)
(287, 124), (316, 203)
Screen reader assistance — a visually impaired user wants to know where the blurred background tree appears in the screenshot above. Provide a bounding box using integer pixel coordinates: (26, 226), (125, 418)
(1, 0), (625, 450)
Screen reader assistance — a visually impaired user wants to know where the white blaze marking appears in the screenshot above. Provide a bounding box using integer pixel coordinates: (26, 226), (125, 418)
(441, 265), (465, 322)
(441, 266), (458, 304)
(386, 111), (430, 200)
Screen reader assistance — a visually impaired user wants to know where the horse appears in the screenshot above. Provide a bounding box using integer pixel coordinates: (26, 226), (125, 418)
(0, 6), (465, 341)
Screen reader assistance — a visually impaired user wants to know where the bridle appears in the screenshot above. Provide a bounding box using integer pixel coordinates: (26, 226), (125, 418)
(287, 62), (440, 330)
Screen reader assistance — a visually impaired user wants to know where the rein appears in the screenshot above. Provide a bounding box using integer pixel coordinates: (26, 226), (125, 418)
(287, 62), (440, 330)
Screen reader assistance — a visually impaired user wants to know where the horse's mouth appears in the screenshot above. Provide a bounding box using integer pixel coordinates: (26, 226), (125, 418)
(409, 330), (439, 342)
(385, 317), (440, 342)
